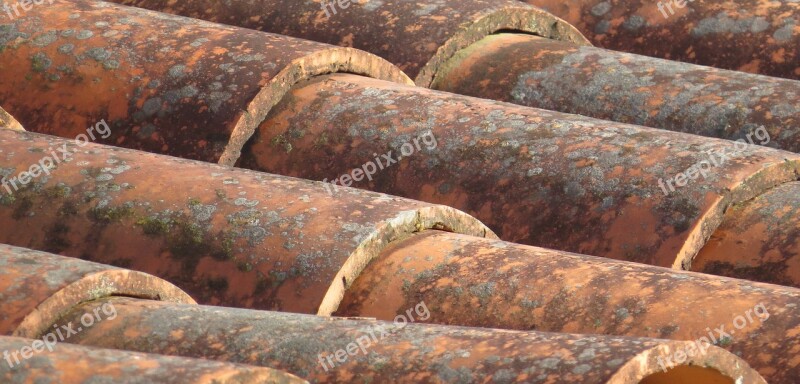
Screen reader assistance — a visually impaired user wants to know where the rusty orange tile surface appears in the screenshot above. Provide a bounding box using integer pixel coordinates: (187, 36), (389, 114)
(0, 335), (306, 383)
(433, 33), (800, 153)
(55, 297), (764, 384)
(0, 243), (192, 338)
(524, 0), (800, 79)
(240, 73), (800, 276)
(693, 182), (800, 287)
(0, 128), (491, 314)
(0, 0), (409, 165)
(107, 0), (588, 85)
(337, 230), (800, 383)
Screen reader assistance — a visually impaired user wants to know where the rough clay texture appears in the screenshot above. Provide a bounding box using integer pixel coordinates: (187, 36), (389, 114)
(0, 335), (307, 384)
(0, 243), (193, 338)
(433, 33), (800, 154)
(694, 182), (800, 288)
(524, 0), (800, 79)
(337, 231), (800, 383)
(108, 0), (589, 85)
(0, 129), (490, 314)
(0, 0), (409, 165)
(239, 73), (800, 272)
(60, 297), (764, 384)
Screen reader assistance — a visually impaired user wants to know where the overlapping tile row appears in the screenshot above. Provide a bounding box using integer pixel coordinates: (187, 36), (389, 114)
(55, 297), (766, 384)
(522, 0), (800, 80)
(335, 231), (800, 383)
(0, 128), (491, 314)
(2, 0), (799, 288)
(0, 336), (307, 384)
(238, 73), (800, 288)
(0, 1), (796, 383)
(107, 0), (800, 153)
(432, 33), (800, 153)
(108, 0), (588, 85)
(0, 245), (305, 382)
(0, 0), (409, 165)
(0, 127), (794, 382)
(0, 243), (193, 337)
(692, 182), (800, 285)
(0, 248), (766, 383)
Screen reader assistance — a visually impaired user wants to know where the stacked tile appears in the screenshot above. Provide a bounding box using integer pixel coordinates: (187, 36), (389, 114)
(692, 182), (800, 284)
(520, 0), (800, 79)
(0, 243), (193, 337)
(0, 336), (308, 384)
(56, 296), (766, 384)
(0, 129), (796, 382)
(1, 1), (798, 288)
(0, 246), (768, 383)
(0, 244), (304, 383)
(0, 0), (797, 382)
(0, 0), (410, 165)
(0, 128), (491, 314)
(105, 0), (587, 85)
(335, 231), (800, 383)
(239, 73), (800, 289)
(431, 34), (800, 153)
(106, 0), (800, 152)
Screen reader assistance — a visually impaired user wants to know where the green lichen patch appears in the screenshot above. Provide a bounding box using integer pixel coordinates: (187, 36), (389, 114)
(30, 52), (52, 73)
(0, 193), (15, 206)
(89, 203), (135, 223)
(44, 184), (72, 199)
(236, 260), (254, 272)
(136, 216), (171, 236)
(135, 211), (237, 272)
(270, 134), (293, 153)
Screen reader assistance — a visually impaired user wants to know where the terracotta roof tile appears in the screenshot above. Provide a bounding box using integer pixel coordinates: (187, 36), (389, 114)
(0, 0), (798, 382)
